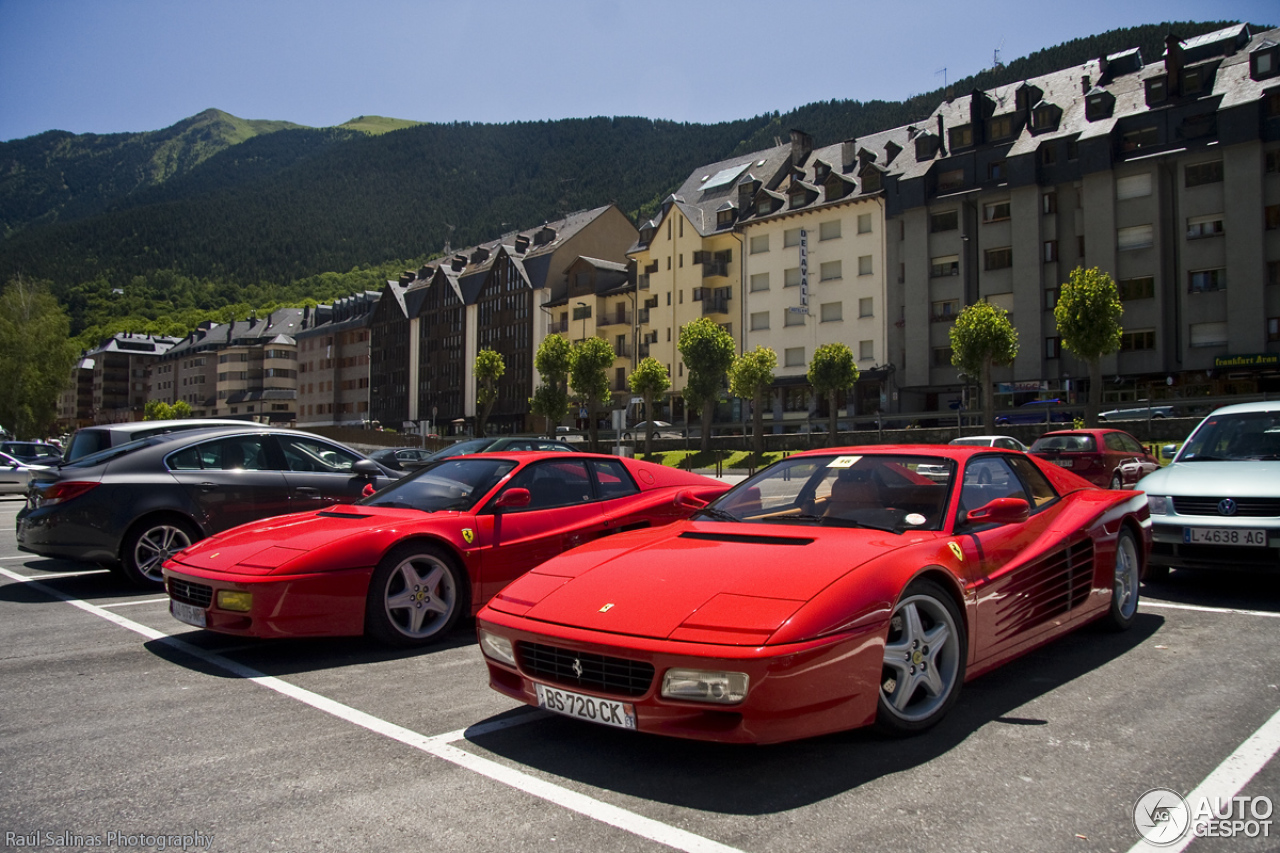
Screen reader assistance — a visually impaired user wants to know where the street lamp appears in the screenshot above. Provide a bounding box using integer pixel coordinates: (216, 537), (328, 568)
(576, 302), (588, 340)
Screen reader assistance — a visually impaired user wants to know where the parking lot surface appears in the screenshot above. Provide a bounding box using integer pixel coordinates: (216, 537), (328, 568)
(1, 495), (1277, 852)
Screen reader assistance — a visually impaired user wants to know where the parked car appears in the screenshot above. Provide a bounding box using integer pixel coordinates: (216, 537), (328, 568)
(0, 451), (48, 495)
(622, 421), (684, 441)
(162, 452), (731, 646)
(949, 435), (1029, 452)
(0, 441), (63, 466)
(995, 399), (1072, 425)
(1138, 401), (1280, 578)
(369, 447), (436, 473)
(1099, 402), (1175, 422)
(16, 427), (395, 586)
(1028, 429), (1159, 489)
(425, 436), (579, 461)
(477, 444), (1150, 744)
(64, 418), (264, 463)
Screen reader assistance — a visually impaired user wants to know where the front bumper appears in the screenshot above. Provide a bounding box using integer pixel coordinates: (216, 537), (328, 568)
(1150, 522), (1280, 572)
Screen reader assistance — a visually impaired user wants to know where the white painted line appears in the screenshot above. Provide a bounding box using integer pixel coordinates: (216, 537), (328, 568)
(97, 597), (170, 608)
(1, 568), (113, 579)
(1126, 705), (1280, 853)
(1141, 600), (1280, 619)
(0, 566), (746, 853)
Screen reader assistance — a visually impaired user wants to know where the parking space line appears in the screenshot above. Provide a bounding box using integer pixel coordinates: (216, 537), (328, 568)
(0, 567), (747, 853)
(1141, 600), (1280, 619)
(1, 567), (112, 578)
(97, 598), (170, 608)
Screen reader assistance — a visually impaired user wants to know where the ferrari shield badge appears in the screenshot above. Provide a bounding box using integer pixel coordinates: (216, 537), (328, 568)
(948, 541), (964, 561)
(599, 603), (614, 613)
(462, 528), (475, 544)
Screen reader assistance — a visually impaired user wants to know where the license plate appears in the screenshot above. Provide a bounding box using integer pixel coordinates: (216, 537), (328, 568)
(170, 600), (207, 627)
(1183, 527), (1269, 547)
(534, 683), (635, 730)
(1054, 458), (1074, 468)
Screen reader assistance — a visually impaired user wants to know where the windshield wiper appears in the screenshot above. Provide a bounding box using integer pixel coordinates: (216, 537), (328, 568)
(696, 507), (740, 523)
(770, 513), (826, 524)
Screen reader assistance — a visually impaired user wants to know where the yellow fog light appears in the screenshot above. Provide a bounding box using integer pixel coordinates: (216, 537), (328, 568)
(216, 590), (253, 612)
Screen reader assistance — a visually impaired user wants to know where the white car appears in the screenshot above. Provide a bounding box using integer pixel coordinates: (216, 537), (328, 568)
(949, 435), (1029, 452)
(0, 451), (48, 495)
(1139, 401), (1280, 578)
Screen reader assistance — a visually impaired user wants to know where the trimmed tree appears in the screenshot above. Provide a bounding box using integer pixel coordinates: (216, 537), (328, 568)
(0, 277), (76, 438)
(569, 336), (615, 451)
(728, 346), (777, 460)
(531, 333), (574, 433)
(677, 317), (736, 452)
(627, 356), (671, 458)
(529, 384), (568, 435)
(1054, 266), (1124, 427)
(473, 348), (505, 437)
(807, 343), (859, 447)
(949, 302), (1019, 432)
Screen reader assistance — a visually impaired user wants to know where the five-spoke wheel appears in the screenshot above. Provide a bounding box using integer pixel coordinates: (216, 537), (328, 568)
(365, 544), (467, 647)
(1103, 527), (1141, 631)
(877, 579), (966, 735)
(120, 517), (199, 587)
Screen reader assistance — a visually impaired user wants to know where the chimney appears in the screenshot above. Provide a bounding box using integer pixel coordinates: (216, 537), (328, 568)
(1081, 74), (1091, 94)
(789, 129), (813, 167)
(937, 113), (945, 143)
(514, 235), (530, 254)
(841, 139), (857, 170)
(1164, 34), (1184, 83)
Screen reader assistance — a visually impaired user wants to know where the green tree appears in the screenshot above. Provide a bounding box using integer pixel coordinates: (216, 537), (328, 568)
(729, 346), (777, 459)
(0, 278), (76, 438)
(627, 356), (671, 458)
(473, 348), (505, 437)
(532, 334), (574, 431)
(569, 337), (615, 451)
(677, 317), (735, 452)
(144, 400), (174, 420)
(171, 400), (192, 419)
(1054, 266), (1124, 427)
(950, 302), (1019, 432)
(529, 384), (568, 435)
(807, 343), (859, 447)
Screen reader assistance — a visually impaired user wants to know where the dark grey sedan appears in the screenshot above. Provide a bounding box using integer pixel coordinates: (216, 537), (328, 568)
(16, 427), (394, 586)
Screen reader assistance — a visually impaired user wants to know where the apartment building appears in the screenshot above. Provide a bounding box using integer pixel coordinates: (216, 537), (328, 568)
(543, 256), (634, 410)
(60, 333), (179, 428)
(295, 292), (379, 428)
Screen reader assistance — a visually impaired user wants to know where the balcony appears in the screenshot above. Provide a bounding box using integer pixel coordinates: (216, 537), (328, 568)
(547, 319), (569, 335)
(702, 298), (731, 316)
(638, 275), (650, 291)
(614, 342), (632, 358)
(638, 308), (650, 324)
(598, 310), (632, 327)
(638, 342), (650, 358)
(702, 261), (729, 278)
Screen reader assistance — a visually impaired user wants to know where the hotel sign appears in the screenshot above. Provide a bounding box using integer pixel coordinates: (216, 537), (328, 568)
(1214, 353), (1279, 370)
(799, 228), (809, 308)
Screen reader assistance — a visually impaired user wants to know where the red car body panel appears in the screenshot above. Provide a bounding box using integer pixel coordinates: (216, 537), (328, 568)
(477, 445), (1152, 744)
(162, 453), (729, 640)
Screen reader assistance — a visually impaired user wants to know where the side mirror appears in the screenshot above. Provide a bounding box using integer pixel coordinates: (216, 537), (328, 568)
(966, 497), (1030, 526)
(674, 489), (708, 510)
(362, 482), (377, 498)
(352, 459), (382, 477)
(1161, 444), (1178, 460)
(494, 487), (531, 509)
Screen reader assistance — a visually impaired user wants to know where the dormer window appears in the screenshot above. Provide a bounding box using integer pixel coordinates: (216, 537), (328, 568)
(639, 226), (656, 245)
(949, 124), (973, 150)
(1085, 89), (1115, 121)
(988, 115), (1014, 140)
(1029, 103), (1061, 133)
(1145, 75), (1168, 105)
(1251, 44), (1279, 80)
(715, 203), (737, 228)
(915, 133), (940, 161)
(860, 167), (882, 193)
(813, 160), (831, 183)
(1183, 66), (1204, 95)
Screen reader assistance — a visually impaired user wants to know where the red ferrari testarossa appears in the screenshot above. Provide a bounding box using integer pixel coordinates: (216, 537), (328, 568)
(163, 452), (729, 646)
(477, 445), (1151, 744)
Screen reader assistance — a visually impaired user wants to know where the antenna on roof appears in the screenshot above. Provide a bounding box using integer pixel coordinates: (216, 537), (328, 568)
(935, 67), (947, 88)
(443, 223), (455, 256)
(992, 38), (1005, 69)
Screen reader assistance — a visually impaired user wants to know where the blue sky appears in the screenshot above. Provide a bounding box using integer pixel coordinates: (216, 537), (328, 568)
(1, 0), (1275, 142)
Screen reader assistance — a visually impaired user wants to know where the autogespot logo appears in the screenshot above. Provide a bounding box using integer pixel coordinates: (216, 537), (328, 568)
(1133, 788), (1191, 846)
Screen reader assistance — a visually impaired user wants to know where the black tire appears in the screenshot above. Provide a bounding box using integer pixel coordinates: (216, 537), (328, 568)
(365, 543), (468, 647)
(120, 516), (200, 587)
(1109, 472), (1123, 490)
(1101, 527), (1141, 631)
(876, 578), (967, 736)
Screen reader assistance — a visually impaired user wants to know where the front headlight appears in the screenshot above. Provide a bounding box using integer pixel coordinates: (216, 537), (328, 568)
(216, 590), (253, 612)
(478, 629), (517, 667)
(1146, 495), (1168, 515)
(661, 668), (749, 704)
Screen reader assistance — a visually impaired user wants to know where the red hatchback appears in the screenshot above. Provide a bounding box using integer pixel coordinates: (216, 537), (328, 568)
(1029, 429), (1159, 489)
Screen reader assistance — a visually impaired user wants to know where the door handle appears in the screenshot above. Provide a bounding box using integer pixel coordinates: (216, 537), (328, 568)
(295, 487), (321, 498)
(198, 482), (218, 491)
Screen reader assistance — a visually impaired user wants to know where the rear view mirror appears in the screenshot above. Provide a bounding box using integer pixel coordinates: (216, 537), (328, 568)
(494, 487), (531, 509)
(966, 497), (1030, 526)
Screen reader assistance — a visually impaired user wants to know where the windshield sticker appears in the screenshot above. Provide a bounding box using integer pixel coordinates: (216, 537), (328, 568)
(905, 513), (927, 526)
(827, 456), (863, 468)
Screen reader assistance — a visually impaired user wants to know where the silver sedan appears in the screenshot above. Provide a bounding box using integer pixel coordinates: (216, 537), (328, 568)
(0, 451), (48, 495)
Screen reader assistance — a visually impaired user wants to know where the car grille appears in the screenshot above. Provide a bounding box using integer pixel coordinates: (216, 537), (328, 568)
(168, 577), (213, 608)
(517, 642), (655, 698)
(1172, 496), (1280, 517)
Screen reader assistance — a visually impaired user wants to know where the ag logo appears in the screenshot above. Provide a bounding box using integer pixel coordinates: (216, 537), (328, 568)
(461, 528), (475, 544)
(1133, 787), (1190, 845)
(948, 541), (964, 561)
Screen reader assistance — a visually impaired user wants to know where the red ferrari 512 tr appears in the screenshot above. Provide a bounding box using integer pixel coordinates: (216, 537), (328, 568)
(162, 452), (729, 646)
(477, 445), (1152, 744)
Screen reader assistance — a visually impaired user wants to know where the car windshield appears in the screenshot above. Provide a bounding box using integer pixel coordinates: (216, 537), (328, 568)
(1031, 435), (1095, 453)
(60, 434), (178, 468)
(1178, 411), (1280, 461)
(358, 458), (517, 512)
(429, 438), (495, 460)
(702, 453), (955, 532)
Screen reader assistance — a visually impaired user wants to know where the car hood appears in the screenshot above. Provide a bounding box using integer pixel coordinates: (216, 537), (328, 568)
(169, 505), (434, 574)
(1138, 460), (1280, 497)
(489, 521), (924, 644)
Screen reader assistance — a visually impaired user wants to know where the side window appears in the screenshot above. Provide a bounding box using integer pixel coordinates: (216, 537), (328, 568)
(959, 456), (1027, 520)
(167, 445), (205, 470)
(1119, 434), (1145, 453)
(590, 459), (640, 501)
(1007, 457), (1059, 508)
(1104, 432), (1128, 452)
(278, 436), (360, 473)
(185, 436), (271, 471)
(501, 460), (592, 510)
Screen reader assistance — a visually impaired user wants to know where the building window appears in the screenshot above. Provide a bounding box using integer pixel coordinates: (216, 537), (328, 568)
(1268, 317), (1280, 342)
(1043, 240), (1058, 263)
(857, 255), (873, 276)
(784, 310), (806, 327)
(1270, 261), (1280, 287)
(1039, 144), (1057, 165)
(1120, 329), (1156, 352)
(819, 220), (842, 241)
(1182, 66), (1204, 95)
(1045, 337), (1061, 359)
(930, 210), (958, 232)
(1145, 75), (1167, 105)
(1118, 224), (1154, 251)
(859, 297), (874, 318)
(988, 160), (1006, 181)
(1189, 322), (1228, 347)
(1067, 139), (1079, 160)
(931, 255), (960, 277)
(1077, 235), (1086, 256)
(938, 168), (965, 192)
(1042, 192), (1057, 214)
(750, 311), (770, 331)
(750, 272), (770, 292)
(1253, 48), (1278, 80)
(1185, 160), (1223, 187)
(1267, 150), (1280, 174)
(932, 347), (954, 367)
(1267, 205), (1280, 231)
(1119, 276), (1155, 301)
(1269, 91), (1280, 118)
(1116, 173), (1152, 200)
(983, 200), (1011, 222)
(1188, 269), (1225, 293)
(1186, 214), (1224, 239)
(984, 247), (1013, 270)
(859, 340), (875, 360)
(1120, 126), (1158, 153)
(949, 125), (972, 150)
(820, 260), (843, 281)
(784, 347), (805, 367)
(932, 299), (959, 321)
(749, 234), (770, 254)
(857, 213), (872, 234)
(820, 302), (843, 323)
(785, 267), (801, 287)
(784, 228), (801, 247)
(988, 115), (1014, 140)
